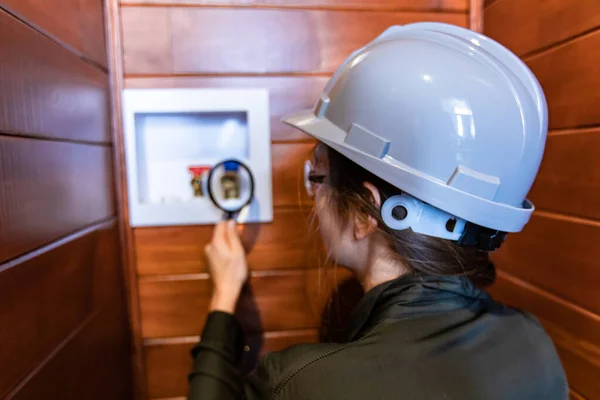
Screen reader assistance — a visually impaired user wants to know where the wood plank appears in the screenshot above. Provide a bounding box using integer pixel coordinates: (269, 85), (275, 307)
(492, 213), (600, 315)
(144, 330), (318, 398)
(0, 223), (109, 399)
(1, 0), (108, 66)
(570, 389), (586, 400)
(105, 0), (148, 398)
(92, 223), (125, 308)
(484, 0), (600, 57)
(121, 7), (469, 75)
(10, 303), (132, 400)
(542, 320), (600, 400)
(272, 143), (314, 206)
(530, 128), (600, 219)
(0, 137), (115, 264)
(139, 270), (321, 337)
(0, 10), (110, 143)
(134, 208), (320, 275)
(126, 76), (327, 142)
(119, 0), (469, 11)
(525, 29), (600, 130)
(469, 0), (483, 33)
(489, 271), (600, 399)
(488, 271), (600, 353)
(78, 0), (108, 65)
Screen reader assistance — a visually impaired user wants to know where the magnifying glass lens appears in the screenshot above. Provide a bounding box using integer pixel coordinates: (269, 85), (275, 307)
(207, 160), (255, 218)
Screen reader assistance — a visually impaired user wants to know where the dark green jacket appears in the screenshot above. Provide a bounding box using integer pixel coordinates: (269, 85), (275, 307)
(189, 275), (567, 399)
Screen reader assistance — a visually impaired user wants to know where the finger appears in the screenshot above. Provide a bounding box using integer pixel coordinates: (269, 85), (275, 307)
(212, 220), (226, 245)
(226, 220), (244, 251)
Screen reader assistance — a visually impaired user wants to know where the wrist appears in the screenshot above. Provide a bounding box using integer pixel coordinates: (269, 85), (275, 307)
(209, 286), (242, 314)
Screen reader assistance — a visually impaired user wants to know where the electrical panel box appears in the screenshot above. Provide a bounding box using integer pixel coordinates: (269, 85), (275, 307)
(122, 88), (273, 227)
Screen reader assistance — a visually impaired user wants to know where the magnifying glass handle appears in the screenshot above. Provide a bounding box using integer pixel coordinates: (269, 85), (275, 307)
(225, 211), (235, 220)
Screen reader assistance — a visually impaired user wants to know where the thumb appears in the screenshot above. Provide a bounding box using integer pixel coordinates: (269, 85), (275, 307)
(226, 220), (243, 250)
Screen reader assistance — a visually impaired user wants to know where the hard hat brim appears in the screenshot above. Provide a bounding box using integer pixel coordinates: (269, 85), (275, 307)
(283, 110), (534, 233)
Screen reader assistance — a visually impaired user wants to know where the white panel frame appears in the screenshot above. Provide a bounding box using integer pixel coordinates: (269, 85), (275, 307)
(122, 88), (272, 227)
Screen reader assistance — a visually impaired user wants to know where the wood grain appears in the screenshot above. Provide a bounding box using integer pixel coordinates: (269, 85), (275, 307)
(569, 389), (586, 400)
(525, 29), (600, 130)
(120, 0), (469, 11)
(488, 271), (600, 352)
(543, 320), (600, 400)
(105, 0), (148, 398)
(92, 223), (125, 308)
(78, 0), (108, 65)
(126, 76), (327, 142)
(121, 7), (468, 75)
(134, 208), (321, 275)
(529, 128), (600, 219)
(469, 0), (483, 33)
(492, 213), (600, 316)
(139, 270), (322, 337)
(0, 223), (110, 399)
(0, 137), (115, 264)
(1, 0), (108, 66)
(0, 10), (110, 143)
(10, 303), (132, 400)
(272, 143), (314, 206)
(484, 0), (600, 57)
(489, 271), (600, 398)
(144, 330), (318, 398)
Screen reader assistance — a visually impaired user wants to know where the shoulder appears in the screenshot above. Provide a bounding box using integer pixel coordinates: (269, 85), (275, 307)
(253, 342), (349, 395)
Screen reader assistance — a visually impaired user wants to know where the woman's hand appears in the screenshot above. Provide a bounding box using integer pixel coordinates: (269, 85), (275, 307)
(205, 220), (249, 314)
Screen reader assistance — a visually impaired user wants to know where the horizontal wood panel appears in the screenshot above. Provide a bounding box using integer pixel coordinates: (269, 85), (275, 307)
(0, 223), (113, 398)
(272, 143), (313, 206)
(126, 76), (327, 142)
(526, 29), (600, 130)
(92, 223), (124, 308)
(120, 0), (469, 11)
(78, 0), (108, 65)
(543, 321), (600, 400)
(488, 271), (600, 353)
(569, 390), (585, 400)
(0, 137), (115, 264)
(489, 271), (600, 399)
(529, 129), (600, 219)
(121, 7), (468, 74)
(11, 303), (131, 400)
(134, 208), (320, 275)
(2, 0), (107, 66)
(139, 270), (321, 337)
(144, 330), (318, 398)
(0, 10), (109, 143)
(492, 213), (600, 315)
(484, 0), (600, 56)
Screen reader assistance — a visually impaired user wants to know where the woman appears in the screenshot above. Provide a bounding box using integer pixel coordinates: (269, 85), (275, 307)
(189, 23), (567, 399)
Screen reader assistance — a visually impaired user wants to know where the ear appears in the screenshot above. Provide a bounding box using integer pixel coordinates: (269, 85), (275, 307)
(354, 182), (381, 240)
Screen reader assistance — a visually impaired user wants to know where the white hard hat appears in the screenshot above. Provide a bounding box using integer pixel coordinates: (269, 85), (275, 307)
(285, 23), (547, 250)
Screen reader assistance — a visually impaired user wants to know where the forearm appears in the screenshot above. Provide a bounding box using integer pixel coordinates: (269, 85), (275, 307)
(188, 311), (244, 400)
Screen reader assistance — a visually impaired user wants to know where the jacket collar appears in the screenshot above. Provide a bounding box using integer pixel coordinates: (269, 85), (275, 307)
(346, 275), (489, 341)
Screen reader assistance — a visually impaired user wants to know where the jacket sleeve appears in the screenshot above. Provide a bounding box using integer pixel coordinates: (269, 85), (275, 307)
(188, 311), (272, 400)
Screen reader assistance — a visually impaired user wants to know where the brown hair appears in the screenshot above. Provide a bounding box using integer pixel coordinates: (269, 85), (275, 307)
(323, 145), (495, 287)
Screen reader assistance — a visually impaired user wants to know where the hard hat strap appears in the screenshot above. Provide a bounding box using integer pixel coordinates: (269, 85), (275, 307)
(381, 194), (507, 251)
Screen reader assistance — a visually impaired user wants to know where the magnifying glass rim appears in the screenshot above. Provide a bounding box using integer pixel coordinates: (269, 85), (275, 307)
(206, 158), (255, 215)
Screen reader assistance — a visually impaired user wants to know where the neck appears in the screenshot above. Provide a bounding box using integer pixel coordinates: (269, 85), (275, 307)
(356, 242), (409, 292)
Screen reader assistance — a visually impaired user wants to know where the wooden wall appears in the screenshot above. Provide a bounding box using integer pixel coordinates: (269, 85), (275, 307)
(111, 1), (476, 398)
(484, 1), (600, 399)
(0, 2), (131, 399)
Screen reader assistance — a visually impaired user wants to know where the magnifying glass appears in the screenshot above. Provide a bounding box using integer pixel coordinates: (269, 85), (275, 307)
(206, 159), (255, 220)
